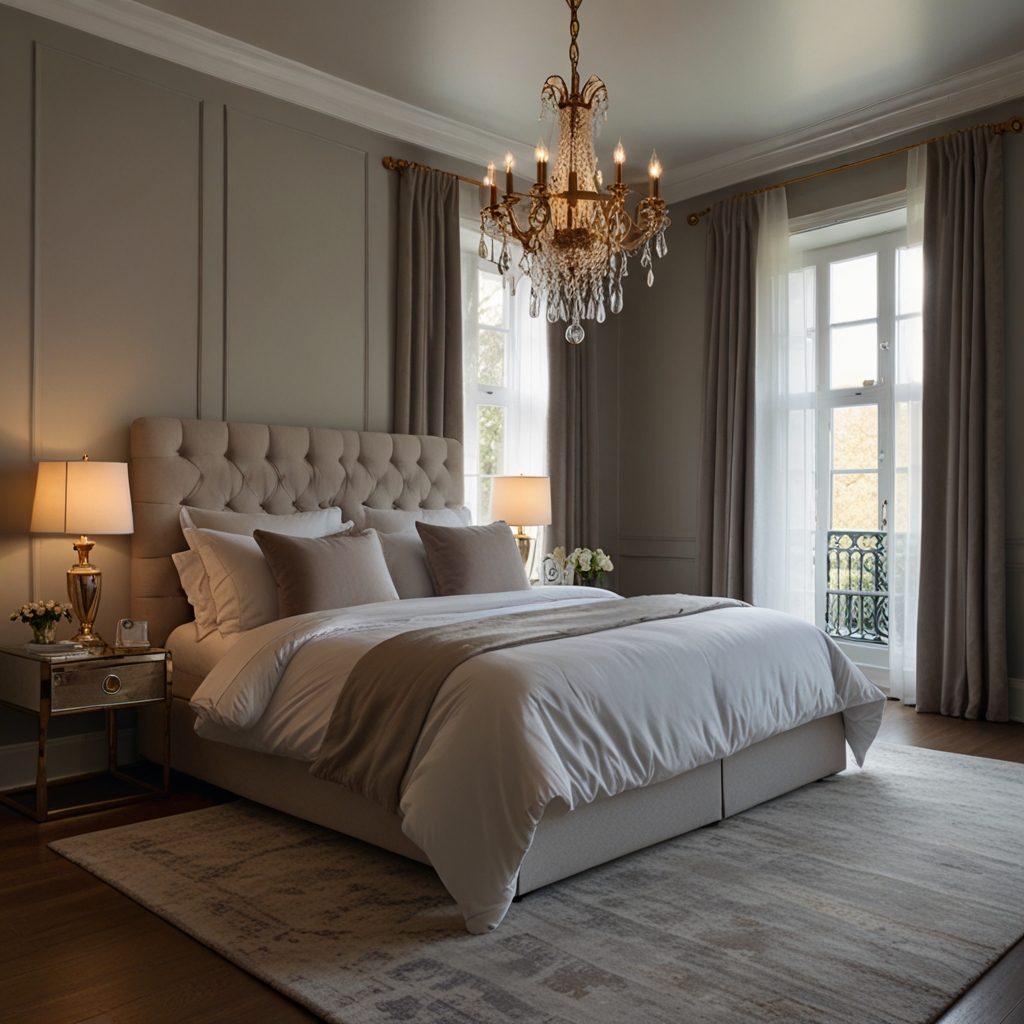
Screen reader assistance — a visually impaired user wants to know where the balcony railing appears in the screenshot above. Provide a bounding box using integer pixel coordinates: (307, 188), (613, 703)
(826, 531), (888, 644)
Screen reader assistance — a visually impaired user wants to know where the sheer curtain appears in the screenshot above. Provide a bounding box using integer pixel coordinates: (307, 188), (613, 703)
(751, 188), (817, 620)
(888, 151), (925, 705)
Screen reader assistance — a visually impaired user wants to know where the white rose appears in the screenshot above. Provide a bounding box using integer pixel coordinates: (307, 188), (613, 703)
(46, 600), (54, 609)
(598, 554), (613, 572)
(579, 551), (593, 571)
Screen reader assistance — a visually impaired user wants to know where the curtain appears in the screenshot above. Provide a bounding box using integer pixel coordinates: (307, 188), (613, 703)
(751, 188), (816, 621)
(547, 321), (599, 553)
(888, 150), (926, 705)
(916, 128), (1008, 720)
(393, 167), (463, 441)
(696, 196), (759, 600)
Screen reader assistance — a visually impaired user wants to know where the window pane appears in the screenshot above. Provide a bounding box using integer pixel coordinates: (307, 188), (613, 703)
(830, 323), (877, 389)
(477, 329), (506, 386)
(832, 472), (878, 530)
(832, 405), (878, 470)
(896, 315), (922, 384)
(477, 404), (504, 477)
(830, 253), (877, 324)
(478, 272), (505, 327)
(898, 245), (923, 316)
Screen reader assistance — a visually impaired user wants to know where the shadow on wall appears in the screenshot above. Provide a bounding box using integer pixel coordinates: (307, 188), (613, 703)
(0, 460), (35, 535)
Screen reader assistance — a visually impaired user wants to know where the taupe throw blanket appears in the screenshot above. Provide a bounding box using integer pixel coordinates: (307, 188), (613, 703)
(311, 594), (746, 813)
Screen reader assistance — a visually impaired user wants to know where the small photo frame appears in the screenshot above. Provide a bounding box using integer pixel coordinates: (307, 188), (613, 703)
(115, 618), (150, 648)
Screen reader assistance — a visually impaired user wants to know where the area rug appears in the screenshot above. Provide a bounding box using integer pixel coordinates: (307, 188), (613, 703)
(50, 743), (1024, 1024)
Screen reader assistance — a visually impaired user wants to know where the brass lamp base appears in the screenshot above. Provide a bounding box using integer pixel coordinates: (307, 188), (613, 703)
(511, 527), (532, 567)
(67, 535), (105, 647)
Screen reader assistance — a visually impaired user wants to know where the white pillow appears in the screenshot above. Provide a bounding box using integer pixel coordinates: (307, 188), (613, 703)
(377, 531), (436, 599)
(179, 505), (352, 538)
(171, 549), (219, 640)
(364, 506), (471, 535)
(185, 528), (280, 635)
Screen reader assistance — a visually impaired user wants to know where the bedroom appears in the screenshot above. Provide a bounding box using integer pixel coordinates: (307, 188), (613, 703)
(1, 0), (1023, 1021)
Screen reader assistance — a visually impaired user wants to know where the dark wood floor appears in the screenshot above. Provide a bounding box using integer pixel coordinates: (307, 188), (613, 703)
(2, 702), (1023, 1024)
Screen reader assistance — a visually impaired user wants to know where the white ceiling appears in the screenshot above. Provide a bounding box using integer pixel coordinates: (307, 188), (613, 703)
(58, 0), (1024, 188)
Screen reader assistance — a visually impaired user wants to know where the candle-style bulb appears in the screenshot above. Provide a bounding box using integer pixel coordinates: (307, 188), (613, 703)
(486, 161), (495, 186)
(535, 140), (548, 164)
(614, 139), (626, 165)
(504, 151), (515, 173)
(648, 150), (662, 179)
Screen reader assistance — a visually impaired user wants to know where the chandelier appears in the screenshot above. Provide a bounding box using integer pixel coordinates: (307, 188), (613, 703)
(479, 0), (669, 344)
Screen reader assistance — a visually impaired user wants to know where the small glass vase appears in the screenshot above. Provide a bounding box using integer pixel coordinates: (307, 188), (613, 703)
(31, 621), (57, 645)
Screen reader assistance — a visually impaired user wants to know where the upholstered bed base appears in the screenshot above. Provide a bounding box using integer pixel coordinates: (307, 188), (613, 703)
(138, 702), (847, 898)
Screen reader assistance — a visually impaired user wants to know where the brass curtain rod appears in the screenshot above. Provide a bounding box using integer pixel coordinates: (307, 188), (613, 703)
(685, 114), (1023, 226)
(382, 156), (485, 188)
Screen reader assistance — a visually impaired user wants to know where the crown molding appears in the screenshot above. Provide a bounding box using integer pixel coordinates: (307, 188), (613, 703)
(0, 0), (536, 169)
(662, 48), (1024, 205)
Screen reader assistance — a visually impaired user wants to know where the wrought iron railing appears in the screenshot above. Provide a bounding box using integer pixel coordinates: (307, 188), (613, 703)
(826, 531), (888, 644)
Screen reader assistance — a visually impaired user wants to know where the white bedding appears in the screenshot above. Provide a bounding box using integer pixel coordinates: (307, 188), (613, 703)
(190, 588), (886, 933)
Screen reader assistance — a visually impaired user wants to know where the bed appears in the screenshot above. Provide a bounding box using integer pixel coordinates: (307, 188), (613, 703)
(131, 416), (885, 933)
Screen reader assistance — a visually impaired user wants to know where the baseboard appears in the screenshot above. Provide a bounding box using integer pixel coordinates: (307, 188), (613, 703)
(1010, 679), (1024, 723)
(0, 728), (136, 789)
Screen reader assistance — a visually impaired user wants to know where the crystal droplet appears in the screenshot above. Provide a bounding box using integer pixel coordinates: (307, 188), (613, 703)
(655, 230), (668, 258)
(647, 268), (655, 287)
(478, 233), (488, 258)
(509, 275), (518, 297)
(596, 300), (606, 323)
(530, 287), (540, 318)
(610, 285), (623, 315)
(547, 304), (559, 323)
(566, 320), (585, 345)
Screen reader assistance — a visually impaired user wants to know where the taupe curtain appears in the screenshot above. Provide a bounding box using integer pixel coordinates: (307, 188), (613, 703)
(547, 321), (599, 552)
(916, 128), (1008, 720)
(393, 167), (463, 441)
(696, 196), (760, 601)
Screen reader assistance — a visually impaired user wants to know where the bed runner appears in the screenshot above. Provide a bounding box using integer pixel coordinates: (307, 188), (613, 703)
(311, 593), (746, 812)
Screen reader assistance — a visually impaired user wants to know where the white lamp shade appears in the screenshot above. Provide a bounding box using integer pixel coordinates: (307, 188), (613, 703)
(30, 460), (134, 535)
(489, 475), (551, 527)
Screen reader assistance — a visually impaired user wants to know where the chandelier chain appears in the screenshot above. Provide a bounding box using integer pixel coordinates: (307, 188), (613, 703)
(567, 0), (581, 95)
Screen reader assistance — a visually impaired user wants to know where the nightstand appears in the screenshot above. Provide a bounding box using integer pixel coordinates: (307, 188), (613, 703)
(0, 646), (171, 821)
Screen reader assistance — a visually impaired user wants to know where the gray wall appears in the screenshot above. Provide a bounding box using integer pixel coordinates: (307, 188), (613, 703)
(0, 4), (477, 748)
(612, 99), (1024, 688)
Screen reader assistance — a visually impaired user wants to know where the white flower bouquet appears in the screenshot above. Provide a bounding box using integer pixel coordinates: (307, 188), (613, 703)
(567, 546), (614, 586)
(10, 600), (72, 644)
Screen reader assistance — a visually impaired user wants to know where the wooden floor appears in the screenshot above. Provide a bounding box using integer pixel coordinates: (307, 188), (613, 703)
(1, 702), (1023, 1024)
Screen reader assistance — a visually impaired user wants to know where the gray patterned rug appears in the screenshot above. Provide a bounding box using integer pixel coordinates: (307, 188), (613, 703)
(50, 743), (1024, 1024)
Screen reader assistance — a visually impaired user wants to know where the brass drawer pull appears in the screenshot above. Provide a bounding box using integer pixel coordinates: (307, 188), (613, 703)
(102, 673), (122, 695)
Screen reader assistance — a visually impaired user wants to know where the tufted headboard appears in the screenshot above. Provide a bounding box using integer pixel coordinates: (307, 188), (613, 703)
(129, 417), (465, 645)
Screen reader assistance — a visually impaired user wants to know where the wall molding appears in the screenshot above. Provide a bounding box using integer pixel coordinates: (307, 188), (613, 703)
(1, 0), (536, 169)
(0, 727), (135, 789)
(661, 49), (1024, 204)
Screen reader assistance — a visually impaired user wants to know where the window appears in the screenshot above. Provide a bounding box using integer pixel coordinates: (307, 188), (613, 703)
(793, 220), (922, 650)
(460, 234), (548, 533)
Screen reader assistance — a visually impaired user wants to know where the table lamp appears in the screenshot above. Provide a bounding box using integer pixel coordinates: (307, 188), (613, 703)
(30, 457), (134, 647)
(490, 475), (552, 567)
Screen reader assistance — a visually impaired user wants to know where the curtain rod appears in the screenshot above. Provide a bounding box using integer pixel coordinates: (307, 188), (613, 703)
(382, 156), (484, 188)
(685, 114), (1023, 226)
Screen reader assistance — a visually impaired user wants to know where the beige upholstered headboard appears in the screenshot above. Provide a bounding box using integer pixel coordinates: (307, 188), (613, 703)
(129, 417), (465, 645)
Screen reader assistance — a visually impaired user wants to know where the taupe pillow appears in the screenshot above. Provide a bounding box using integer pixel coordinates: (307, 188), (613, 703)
(253, 529), (399, 617)
(416, 520), (531, 596)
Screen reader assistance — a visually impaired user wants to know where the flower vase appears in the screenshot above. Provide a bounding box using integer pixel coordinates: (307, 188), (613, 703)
(32, 621), (57, 645)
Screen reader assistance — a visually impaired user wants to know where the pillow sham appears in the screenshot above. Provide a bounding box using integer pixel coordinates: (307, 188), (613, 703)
(377, 530), (436, 600)
(364, 506), (471, 535)
(254, 528), (400, 617)
(171, 549), (219, 640)
(416, 520), (531, 596)
(180, 505), (351, 538)
(185, 528), (280, 634)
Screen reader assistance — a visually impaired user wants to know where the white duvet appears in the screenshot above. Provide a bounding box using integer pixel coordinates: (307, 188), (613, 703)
(190, 588), (886, 932)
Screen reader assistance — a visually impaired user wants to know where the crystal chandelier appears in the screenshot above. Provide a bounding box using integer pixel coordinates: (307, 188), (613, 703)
(479, 0), (669, 344)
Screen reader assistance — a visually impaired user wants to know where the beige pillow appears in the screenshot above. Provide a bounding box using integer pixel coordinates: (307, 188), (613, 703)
(185, 528), (280, 634)
(254, 529), (400, 617)
(416, 520), (531, 596)
(171, 549), (219, 640)
(378, 531), (436, 600)
(364, 506), (471, 535)
(180, 505), (351, 538)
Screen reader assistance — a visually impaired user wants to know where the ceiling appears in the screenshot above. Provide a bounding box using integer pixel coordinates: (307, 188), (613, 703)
(128, 0), (1024, 185)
